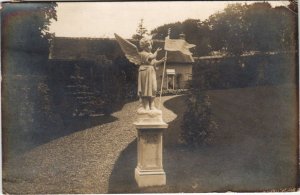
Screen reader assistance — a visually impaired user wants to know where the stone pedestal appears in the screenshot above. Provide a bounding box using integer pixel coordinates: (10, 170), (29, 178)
(134, 109), (168, 187)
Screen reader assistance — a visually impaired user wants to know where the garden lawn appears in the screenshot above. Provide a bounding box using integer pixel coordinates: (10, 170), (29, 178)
(109, 83), (298, 193)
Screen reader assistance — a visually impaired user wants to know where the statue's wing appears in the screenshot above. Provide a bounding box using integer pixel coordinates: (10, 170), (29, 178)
(114, 33), (141, 65)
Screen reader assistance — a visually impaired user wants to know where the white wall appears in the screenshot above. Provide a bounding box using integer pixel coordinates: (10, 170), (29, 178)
(156, 63), (192, 90)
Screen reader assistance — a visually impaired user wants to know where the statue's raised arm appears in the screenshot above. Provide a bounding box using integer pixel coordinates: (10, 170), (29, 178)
(114, 33), (141, 65)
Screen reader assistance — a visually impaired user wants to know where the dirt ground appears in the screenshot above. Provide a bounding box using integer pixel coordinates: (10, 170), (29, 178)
(3, 84), (298, 193)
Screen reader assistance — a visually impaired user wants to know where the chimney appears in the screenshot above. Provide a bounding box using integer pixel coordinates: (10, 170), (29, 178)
(179, 33), (186, 40)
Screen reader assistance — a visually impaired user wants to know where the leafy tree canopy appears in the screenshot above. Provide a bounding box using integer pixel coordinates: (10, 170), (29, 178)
(151, 2), (297, 56)
(2, 3), (57, 74)
(151, 19), (211, 56)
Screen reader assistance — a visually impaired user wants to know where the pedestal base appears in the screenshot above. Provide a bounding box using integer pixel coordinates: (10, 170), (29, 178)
(135, 167), (166, 187)
(136, 108), (164, 124)
(134, 108), (168, 188)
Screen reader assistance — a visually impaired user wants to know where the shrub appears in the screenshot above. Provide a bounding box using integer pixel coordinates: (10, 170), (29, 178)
(157, 89), (189, 96)
(180, 89), (218, 147)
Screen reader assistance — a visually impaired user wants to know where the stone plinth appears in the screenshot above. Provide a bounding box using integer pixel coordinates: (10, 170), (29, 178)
(134, 109), (168, 188)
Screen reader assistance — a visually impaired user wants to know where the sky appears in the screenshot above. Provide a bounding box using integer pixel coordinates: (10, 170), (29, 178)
(49, 1), (289, 39)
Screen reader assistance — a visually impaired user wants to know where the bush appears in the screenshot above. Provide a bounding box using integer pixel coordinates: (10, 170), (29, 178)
(180, 89), (218, 147)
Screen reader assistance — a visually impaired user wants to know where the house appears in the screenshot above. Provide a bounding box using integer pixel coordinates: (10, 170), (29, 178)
(156, 55), (193, 90)
(49, 36), (195, 90)
(153, 35), (195, 90)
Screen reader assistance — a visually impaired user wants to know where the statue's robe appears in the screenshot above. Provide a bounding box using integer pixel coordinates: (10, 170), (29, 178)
(138, 51), (157, 98)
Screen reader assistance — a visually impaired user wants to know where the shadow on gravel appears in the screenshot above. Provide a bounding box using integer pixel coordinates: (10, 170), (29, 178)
(108, 139), (139, 193)
(7, 114), (118, 158)
(34, 115), (118, 146)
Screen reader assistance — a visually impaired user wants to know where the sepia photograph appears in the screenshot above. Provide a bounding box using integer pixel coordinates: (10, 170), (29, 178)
(1, 0), (298, 193)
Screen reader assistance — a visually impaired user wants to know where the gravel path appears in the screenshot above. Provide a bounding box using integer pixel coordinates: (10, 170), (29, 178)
(3, 96), (178, 194)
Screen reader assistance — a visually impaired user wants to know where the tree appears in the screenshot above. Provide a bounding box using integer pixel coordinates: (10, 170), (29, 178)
(2, 3), (58, 158)
(207, 2), (297, 55)
(244, 2), (297, 52)
(272, 6), (297, 51)
(244, 2), (279, 52)
(181, 19), (211, 56)
(151, 2), (297, 57)
(132, 19), (148, 40)
(207, 3), (249, 55)
(151, 19), (211, 56)
(151, 22), (183, 40)
(2, 2), (57, 74)
(288, 0), (298, 13)
(287, 0), (298, 51)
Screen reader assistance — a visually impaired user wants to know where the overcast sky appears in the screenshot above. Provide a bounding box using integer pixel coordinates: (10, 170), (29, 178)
(49, 1), (289, 39)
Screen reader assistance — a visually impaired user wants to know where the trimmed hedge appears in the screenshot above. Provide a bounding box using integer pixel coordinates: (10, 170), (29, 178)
(193, 53), (297, 90)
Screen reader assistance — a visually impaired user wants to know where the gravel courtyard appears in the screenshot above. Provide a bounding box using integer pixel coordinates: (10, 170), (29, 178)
(3, 84), (298, 193)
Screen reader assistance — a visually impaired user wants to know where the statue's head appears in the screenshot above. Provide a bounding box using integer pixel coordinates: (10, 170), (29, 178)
(139, 36), (153, 51)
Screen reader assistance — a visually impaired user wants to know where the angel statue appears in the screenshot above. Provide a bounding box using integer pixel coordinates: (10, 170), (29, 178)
(114, 33), (166, 111)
